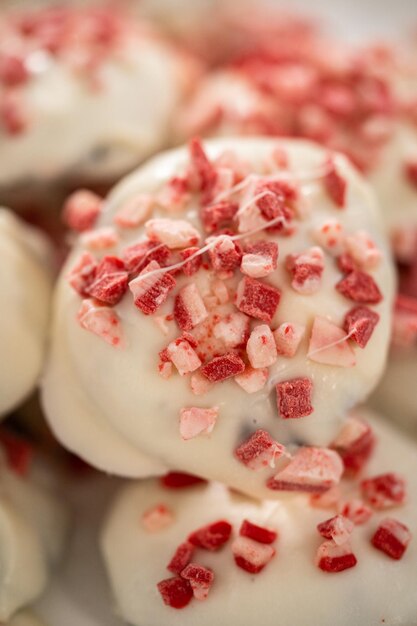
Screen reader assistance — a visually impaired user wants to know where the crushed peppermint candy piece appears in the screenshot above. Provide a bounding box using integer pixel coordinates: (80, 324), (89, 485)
(180, 564), (214, 601)
(201, 200), (238, 234)
(174, 283), (208, 331)
(286, 246), (324, 295)
(308, 316), (355, 367)
(161, 472), (206, 489)
(255, 179), (295, 232)
(159, 361), (173, 379)
(276, 377), (313, 419)
(241, 241), (278, 278)
(404, 160), (417, 190)
(122, 241), (170, 276)
(129, 260), (176, 315)
(317, 515), (354, 545)
(371, 518), (412, 560)
(179, 406), (218, 440)
(361, 473), (406, 510)
(157, 176), (190, 213)
(77, 299), (123, 347)
(323, 159), (347, 208)
(267, 447), (343, 493)
(212, 279), (229, 304)
(86, 255), (128, 306)
(240, 520), (277, 544)
(157, 577), (193, 609)
(232, 536), (275, 574)
(313, 220), (345, 255)
(146, 218), (200, 250)
(236, 276), (281, 323)
(62, 189), (102, 232)
(315, 540), (357, 573)
(142, 504), (174, 532)
(188, 520), (232, 551)
(246, 324), (277, 369)
(343, 306), (380, 348)
(235, 367), (268, 394)
(81, 226), (119, 250)
(164, 336), (201, 376)
(235, 429), (286, 470)
(113, 193), (153, 228)
(340, 499), (373, 525)
(208, 235), (242, 272)
(336, 270), (382, 304)
(345, 231), (381, 270)
(273, 322), (305, 357)
(213, 313), (250, 349)
(331, 416), (375, 476)
(188, 137), (217, 204)
(201, 353), (245, 382)
(67, 252), (98, 297)
(180, 247), (203, 277)
(310, 487), (341, 511)
(190, 372), (213, 396)
(167, 542), (195, 575)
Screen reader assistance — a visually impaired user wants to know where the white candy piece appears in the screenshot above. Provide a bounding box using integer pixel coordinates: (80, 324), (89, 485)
(42, 138), (394, 500)
(0, 210), (52, 416)
(101, 415), (417, 626)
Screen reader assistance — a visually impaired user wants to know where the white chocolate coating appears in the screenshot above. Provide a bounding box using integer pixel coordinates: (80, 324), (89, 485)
(0, 7), (197, 189)
(101, 413), (417, 626)
(0, 209), (52, 416)
(42, 138), (394, 497)
(0, 451), (69, 621)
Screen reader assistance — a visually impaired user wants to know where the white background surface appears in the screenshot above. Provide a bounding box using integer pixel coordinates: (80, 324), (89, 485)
(26, 1), (417, 625)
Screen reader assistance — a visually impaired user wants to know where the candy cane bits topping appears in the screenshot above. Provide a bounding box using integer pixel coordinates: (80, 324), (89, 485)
(267, 447), (343, 493)
(188, 520), (232, 551)
(146, 218), (200, 250)
(286, 246), (324, 295)
(201, 200), (238, 234)
(77, 299), (123, 347)
(315, 540), (357, 573)
(371, 518), (412, 560)
(240, 520), (277, 544)
(308, 316), (355, 368)
(129, 261), (176, 315)
(142, 504), (174, 533)
(157, 577), (193, 609)
(179, 406), (218, 440)
(235, 430), (286, 470)
(163, 336), (202, 376)
(361, 473), (406, 510)
(167, 542), (195, 575)
(276, 377), (313, 419)
(273, 322), (305, 357)
(232, 536), (276, 574)
(340, 499), (373, 525)
(343, 306), (380, 348)
(323, 159), (347, 208)
(201, 353), (245, 382)
(213, 313), (250, 349)
(235, 367), (268, 394)
(85, 255), (128, 305)
(241, 241), (278, 278)
(180, 247), (203, 277)
(236, 277), (281, 323)
(208, 235), (242, 272)
(113, 194), (153, 229)
(174, 283), (208, 331)
(62, 189), (102, 232)
(67, 252), (98, 297)
(180, 564), (214, 601)
(246, 324), (277, 368)
(336, 270), (382, 304)
(313, 220), (345, 255)
(317, 515), (354, 545)
(345, 231), (381, 270)
(331, 417), (375, 476)
(188, 137), (217, 204)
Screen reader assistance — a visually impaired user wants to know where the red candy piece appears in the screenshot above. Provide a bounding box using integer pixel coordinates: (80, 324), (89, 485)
(361, 473), (406, 510)
(343, 305), (380, 348)
(336, 270), (382, 304)
(174, 283), (208, 331)
(255, 180), (295, 231)
(67, 252), (98, 297)
(188, 520), (232, 551)
(236, 277), (281, 323)
(180, 247), (203, 276)
(317, 515), (354, 545)
(337, 252), (356, 275)
(286, 247), (324, 294)
(276, 377), (313, 419)
(0, 431), (33, 477)
(316, 540), (357, 573)
(188, 137), (218, 204)
(201, 353), (245, 382)
(235, 429), (286, 471)
(161, 472), (206, 489)
(232, 536), (276, 574)
(157, 577), (193, 609)
(129, 261), (176, 315)
(323, 159), (347, 208)
(86, 255), (128, 306)
(167, 542), (195, 575)
(240, 520), (277, 544)
(180, 564), (214, 601)
(62, 189), (102, 232)
(201, 200), (238, 234)
(404, 160), (417, 190)
(267, 447), (343, 494)
(371, 518), (412, 560)
(122, 242), (170, 276)
(209, 236), (242, 272)
(331, 417), (375, 477)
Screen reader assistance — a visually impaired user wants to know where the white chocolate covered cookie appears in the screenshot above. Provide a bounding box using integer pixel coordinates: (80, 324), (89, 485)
(42, 138), (394, 498)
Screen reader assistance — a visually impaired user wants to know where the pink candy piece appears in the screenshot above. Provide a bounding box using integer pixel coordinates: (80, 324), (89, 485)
(63, 189), (102, 232)
(235, 429), (286, 470)
(180, 247), (203, 277)
(167, 542), (195, 575)
(313, 220), (345, 255)
(82, 226), (119, 250)
(77, 298), (123, 347)
(142, 504), (174, 532)
(371, 518), (412, 560)
(232, 536), (275, 574)
(201, 200), (238, 234)
(340, 499), (373, 525)
(336, 270), (382, 304)
(208, 235), (242, 272)
(315, 540), (357, 573)
(129, 261), (176, 315)
(190, 372), (213, 396)
(317, 515), (354, 545)
(345, 231), (381, 270)
(331, 416), (375, 477)
(236, 277), (281, 323)
(310, 487), (341, 511)
(308, 316), (355, 367)
(323, 159), (347, 208)
(201, 353), (245, 382)
(179, 406), (218, 440)
(268, 447), (343, 493)
(246, 324), (277, 368)
(174, 283), (208, 331)
(86, 255), (128, 306)
(235, 367), (268, 394)
(164, 336), (202, 376)
(273, 322), (305, 357)
(276, 377), (313, 419)
(241, 241), (278, 278)
(343, 306), (380, 348)
(213, 313), (250, 349)
(113, 194), (153, 228)
(286, 247), (324, 295)
(188, 137), (218, 204)
(361, 473), (406, 510)
(188, 520), (232, 551)
(67, 252), (98, 297)
(146, 218), (200, 250)
(180, 564), (214, 601)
